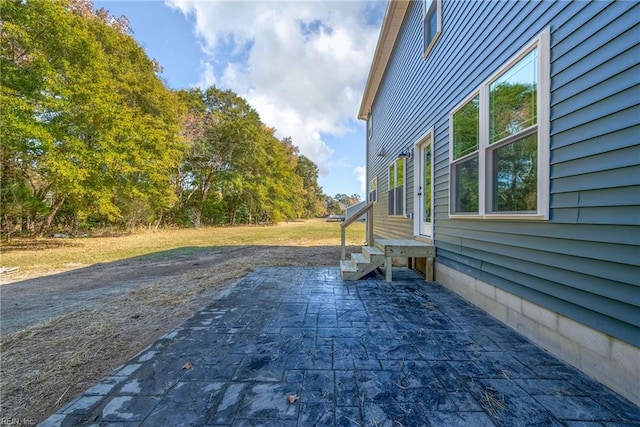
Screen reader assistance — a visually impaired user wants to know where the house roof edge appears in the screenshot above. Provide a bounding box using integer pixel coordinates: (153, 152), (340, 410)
(357, 0), (411, 121)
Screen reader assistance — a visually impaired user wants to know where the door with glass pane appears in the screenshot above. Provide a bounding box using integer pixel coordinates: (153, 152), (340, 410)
(418, 139), (433, 237)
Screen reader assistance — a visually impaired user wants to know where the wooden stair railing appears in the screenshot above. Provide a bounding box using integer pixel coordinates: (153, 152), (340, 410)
(340, 202), (374, 260)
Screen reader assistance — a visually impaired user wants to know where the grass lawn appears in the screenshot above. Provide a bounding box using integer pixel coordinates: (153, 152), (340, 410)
(0, 218), (366, 278)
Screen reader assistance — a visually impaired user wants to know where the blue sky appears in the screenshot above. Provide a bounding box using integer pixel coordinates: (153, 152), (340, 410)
(94, 0), (387, 199)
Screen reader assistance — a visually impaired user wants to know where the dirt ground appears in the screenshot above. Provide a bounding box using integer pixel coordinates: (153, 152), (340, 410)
(0, 244), (358, 423)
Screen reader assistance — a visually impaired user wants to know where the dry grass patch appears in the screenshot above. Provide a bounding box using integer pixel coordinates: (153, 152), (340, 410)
(480, 386), (506, 418)
(1, 219), (364, 281)
(1, 219), (365, 423)
(2, 260), (247, 421)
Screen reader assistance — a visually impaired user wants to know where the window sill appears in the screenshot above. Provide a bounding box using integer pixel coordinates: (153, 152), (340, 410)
(423, 31), (441, 59)
(449, 213), (548, 221)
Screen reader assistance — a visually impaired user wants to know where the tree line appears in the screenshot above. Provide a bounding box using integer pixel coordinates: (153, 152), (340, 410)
(0, 0), (358, 239)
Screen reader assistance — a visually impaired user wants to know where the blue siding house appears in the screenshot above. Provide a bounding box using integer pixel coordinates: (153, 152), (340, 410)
(358, 0), (639, 404)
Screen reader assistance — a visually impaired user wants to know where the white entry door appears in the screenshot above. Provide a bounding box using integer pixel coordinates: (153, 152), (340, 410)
(417, 136), (433, 237)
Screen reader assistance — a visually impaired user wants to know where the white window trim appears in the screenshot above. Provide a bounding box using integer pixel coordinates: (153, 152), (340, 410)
(388, 158), (406, 216)
(448, 91), (480, 217)
(367, 114), (373, 139)
(369, 176), (378, 204)
(423, 0), (442, 58)
(448, 28), (550, 220)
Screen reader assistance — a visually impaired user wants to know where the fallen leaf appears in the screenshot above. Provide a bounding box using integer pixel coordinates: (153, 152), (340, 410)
(286, 394), (299, 404)
(181, 362), (193, 370)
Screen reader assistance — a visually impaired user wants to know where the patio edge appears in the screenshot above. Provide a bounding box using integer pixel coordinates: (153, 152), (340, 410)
(435, 263), (640, 406)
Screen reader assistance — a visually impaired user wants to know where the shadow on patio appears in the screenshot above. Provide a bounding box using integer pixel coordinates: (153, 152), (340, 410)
(42, 267), (639, 426)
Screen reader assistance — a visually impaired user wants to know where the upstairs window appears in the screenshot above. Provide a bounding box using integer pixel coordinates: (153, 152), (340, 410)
(369, 177), (377, 203)
(367, 114), (373, 139)
(388, 158), (405, 216)
(451, 94), (480, 213)
(423, 0), (442, 57)
(449, 30), (550, 219)
(489, 49), (539, 213)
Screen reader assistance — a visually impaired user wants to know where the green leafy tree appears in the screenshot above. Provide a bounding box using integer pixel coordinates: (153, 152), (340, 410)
(334, 193), (361, 212)
(324, 196), (343, 215)
(176, 88), (323, 226)
(294, 154), (325, 218)
(1, 0), (64, 235)
(258, 133), (304, 223)
(177, 87), (264, 226)
(1, 0), (185, 236)
(1, 1), (327, 234)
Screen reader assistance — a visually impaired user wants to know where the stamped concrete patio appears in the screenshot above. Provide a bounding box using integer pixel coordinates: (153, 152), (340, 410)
(42, 267), (639, 426)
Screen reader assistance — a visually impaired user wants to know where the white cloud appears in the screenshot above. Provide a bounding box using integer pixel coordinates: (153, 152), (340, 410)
(196, 61), (217, 89)
(166, 0), (383, 175)
(329, 158), (355, 169)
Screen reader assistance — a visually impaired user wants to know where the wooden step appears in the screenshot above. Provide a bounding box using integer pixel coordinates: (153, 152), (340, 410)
(340, 259), (357, 272)
(340, 247), (386, 281)
(362, 246), (384, 262)
(340, 259), (360, 281)
(351, 253), (369, 267)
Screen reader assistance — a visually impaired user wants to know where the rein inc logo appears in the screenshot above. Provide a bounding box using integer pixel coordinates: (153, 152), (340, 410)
(1, 418), (36, 426)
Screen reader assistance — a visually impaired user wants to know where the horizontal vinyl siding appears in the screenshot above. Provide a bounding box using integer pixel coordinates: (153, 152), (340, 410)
(368, 0), (640, 346)
(368, 1), (423, 241)
(548, 0), (640, 231)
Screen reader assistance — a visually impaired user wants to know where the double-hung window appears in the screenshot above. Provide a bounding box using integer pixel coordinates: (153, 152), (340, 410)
(449, 29), (549, 219)
(423, 0), (442, 57)
(369, 177), (377, 203)
(388, 158), (405, 216)
(451, 94), (480, 213)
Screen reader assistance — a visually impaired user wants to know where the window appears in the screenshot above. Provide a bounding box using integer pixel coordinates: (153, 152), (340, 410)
(451, 94), (480, 213)
(388, 158), (405, 216)
(449, 30), (549, 219)
(367, 114), (373, 139)
(423, 0), (442, 57)
(369, 177), (377, 203)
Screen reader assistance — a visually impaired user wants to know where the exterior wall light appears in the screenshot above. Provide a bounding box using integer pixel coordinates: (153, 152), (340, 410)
(397, 148), (413, 159)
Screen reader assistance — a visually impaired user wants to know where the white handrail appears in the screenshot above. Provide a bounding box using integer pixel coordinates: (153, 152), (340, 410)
(340, 202), (374, 260)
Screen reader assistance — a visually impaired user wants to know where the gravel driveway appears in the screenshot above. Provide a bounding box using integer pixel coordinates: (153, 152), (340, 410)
(1, 246), (249, 335)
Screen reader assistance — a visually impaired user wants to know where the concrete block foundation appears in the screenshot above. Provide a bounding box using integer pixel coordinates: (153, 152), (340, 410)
(436, 263), (640, 406)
